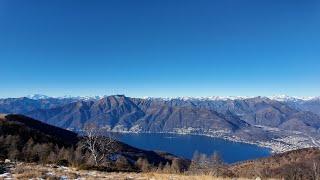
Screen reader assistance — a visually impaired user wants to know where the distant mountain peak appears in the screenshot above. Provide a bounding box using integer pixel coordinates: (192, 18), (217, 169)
(142, 96), (253, 101)
(269, 95), (320, 102)
(25, 94), (103, 101)
(17, 94), (320, 102)
(26, 94), (51, 100)
(142, 96), (266, 101)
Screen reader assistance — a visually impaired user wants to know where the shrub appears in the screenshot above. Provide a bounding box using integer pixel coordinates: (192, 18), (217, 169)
(135, 158), (151, 172)
(115, 156), (131, 170)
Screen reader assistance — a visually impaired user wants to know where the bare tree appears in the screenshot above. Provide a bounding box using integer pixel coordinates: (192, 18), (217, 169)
(284, 165), (303, 180)
(208, 151), (223, 176)
(209, 151), (223, 166)
(188, 151), (224, 175)
(313, 160), (320, 180)
(135, 158), (152, 172)
(171, 158), (186, 173)
(188, 150), (201, 173)
(81, 124), (118, 166)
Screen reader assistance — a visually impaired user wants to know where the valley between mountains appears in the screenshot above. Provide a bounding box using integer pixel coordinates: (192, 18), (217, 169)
(1, 95), (320, 153)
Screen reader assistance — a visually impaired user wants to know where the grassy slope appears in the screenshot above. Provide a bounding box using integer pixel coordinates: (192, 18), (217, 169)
(2, 162), (251, 180)
(230, 147), (320, 178)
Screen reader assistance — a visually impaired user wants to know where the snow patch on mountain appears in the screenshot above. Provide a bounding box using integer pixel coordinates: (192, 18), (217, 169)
(269, 95), (320, 102)
(24, 94), (320, 102)
(26, 94), (50, 100)
(25, 94), (103, 101)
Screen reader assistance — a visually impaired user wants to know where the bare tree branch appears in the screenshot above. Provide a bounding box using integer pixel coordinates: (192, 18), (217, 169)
(81, 123), (118, 166)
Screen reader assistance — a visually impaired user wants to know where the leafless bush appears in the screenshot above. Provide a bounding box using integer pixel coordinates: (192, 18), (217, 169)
(313, 160), (320, 180)
(80, 124), (119, 166)
(170, 158), (186, 173)
(188, 150), (224, 176)
(135, 158), (152, 172)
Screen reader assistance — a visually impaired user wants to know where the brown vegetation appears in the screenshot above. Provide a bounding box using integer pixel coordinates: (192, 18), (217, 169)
(230, 147), (320, 179)
(2, 162), (252, 180)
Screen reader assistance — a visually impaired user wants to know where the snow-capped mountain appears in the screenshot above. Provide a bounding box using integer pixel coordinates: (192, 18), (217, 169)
(19, 94), (320, 103)
(25, 94), (102, 101)
(269, 95), (320, 102)
(26, 94), (51, 100)
(142, 96), (254, 101)
(143, 95), (320, 102)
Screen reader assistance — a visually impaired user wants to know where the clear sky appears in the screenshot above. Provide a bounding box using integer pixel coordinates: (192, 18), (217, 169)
(1, 0), (320, 98)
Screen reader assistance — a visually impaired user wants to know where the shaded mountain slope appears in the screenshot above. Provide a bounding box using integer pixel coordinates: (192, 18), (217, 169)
(1, 95), (320, 134)
(133, 96), (320, 133)
(285, 98), (320, 116)
(134, 105), (249, 132)
(26, 96), (146, 130)
(0, 114), (79, 146)
(26, 95), (248, 133)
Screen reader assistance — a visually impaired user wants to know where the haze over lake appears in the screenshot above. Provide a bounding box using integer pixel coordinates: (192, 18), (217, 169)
(119, 133), (271, 163)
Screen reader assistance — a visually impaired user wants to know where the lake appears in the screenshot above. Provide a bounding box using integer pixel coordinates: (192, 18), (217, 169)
(119, 133), (271, 163)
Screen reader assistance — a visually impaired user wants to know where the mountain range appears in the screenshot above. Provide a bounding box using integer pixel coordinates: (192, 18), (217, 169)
(1, 94), (320, 152)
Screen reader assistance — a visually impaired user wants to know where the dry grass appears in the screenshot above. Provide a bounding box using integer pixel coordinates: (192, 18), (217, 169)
(11, 163), (78, 179)
(144, 173), (253, 180)
(3, 162), (276, 180)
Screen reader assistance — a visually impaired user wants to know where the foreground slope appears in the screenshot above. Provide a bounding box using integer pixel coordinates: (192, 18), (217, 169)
(1, 147), (319, 179)
(230, 147), (320, 179)
(0, 114), (79, 147)
(0, 114), (187, 168)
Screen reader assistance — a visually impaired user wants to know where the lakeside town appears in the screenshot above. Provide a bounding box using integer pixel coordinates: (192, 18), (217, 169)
(109, 126), (320, 154)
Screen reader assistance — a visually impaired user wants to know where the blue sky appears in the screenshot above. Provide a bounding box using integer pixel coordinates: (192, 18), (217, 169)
(0, 0), (320, 98)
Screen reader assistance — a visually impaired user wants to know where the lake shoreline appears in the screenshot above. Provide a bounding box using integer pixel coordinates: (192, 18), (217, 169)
(113, 130), (312, 154)
(117, 131), (271, 163)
